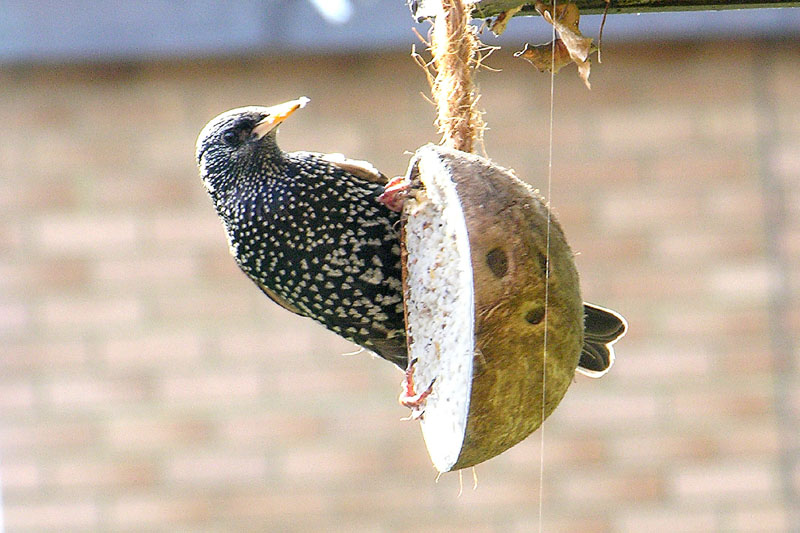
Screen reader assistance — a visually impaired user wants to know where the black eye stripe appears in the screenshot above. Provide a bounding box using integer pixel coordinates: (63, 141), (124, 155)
(222, 130), (239, 146)
(222, 127), (249, 146)
(221, 116), (262, 147)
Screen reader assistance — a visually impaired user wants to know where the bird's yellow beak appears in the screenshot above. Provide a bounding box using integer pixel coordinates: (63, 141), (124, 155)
(252, 97), (310, 139)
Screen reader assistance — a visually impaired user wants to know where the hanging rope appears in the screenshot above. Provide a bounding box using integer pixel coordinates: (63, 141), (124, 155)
(429, 0), (484, 153)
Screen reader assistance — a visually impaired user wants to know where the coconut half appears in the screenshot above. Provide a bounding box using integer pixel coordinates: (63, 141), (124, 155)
(400, 144), (584, 473)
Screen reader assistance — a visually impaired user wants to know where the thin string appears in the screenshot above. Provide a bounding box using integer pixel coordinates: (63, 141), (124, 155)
(538, 2), (557, 531)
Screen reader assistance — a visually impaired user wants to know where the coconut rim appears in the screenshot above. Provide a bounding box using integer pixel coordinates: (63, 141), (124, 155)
(403, 145), (476, 473)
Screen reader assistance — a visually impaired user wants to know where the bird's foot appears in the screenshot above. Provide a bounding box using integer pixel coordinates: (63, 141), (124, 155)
(378, 175), (410, 212)
(399, 358), (436, 420)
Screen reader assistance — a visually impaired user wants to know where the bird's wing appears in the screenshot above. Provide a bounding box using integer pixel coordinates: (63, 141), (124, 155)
(366, 335), (408, 369)
(320, 153), (389, 185)
(324, 314), (408, 369)
(256, 279), (409, 368)
(577, 303), (627, 378)
(255, 281), (308, 317)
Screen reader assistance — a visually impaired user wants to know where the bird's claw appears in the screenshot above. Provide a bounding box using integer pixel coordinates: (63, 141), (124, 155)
(378, 175), (410, 212)
(399, 358), (436, 419)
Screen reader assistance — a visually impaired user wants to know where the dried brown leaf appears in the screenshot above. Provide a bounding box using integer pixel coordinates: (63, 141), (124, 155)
(536, 2), (593, 63)
(516, 2), (597, 89)
(489, 6), (522, 36)
(576, 57), (592, 89)
(513, 40), (573, 74)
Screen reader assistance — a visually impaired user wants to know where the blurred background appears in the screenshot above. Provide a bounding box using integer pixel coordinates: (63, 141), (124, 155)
(1, 1), (799, 531)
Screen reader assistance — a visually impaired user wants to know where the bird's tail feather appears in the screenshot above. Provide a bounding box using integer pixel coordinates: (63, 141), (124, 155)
(577, 303), (627, 378)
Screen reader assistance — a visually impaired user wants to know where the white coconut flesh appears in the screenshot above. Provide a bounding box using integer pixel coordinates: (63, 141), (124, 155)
(403, 149), (476, 473)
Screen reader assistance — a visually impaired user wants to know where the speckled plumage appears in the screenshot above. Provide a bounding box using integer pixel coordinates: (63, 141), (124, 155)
(196, 101), (408, 367)
(196, 99), (626, 374)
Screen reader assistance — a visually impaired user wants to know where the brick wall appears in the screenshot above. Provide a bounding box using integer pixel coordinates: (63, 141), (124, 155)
(1, 39), (798, 532)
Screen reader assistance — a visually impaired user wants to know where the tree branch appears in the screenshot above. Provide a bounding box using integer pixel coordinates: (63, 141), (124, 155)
(410, 0), (800, 19)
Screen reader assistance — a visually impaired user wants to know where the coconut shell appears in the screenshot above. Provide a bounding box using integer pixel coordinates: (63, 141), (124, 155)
(400, 144), (584, 472)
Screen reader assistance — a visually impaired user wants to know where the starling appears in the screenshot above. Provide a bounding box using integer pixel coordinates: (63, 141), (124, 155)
(196, 97), (625, 375)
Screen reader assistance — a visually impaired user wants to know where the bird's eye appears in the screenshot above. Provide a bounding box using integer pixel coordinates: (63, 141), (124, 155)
(222, 130), (240, 147)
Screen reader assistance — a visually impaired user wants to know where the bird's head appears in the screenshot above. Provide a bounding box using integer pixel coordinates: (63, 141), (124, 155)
(196, 97), (309, 194)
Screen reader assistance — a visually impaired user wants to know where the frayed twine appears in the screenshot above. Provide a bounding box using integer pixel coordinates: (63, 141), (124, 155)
(413, 0), (493, 155)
